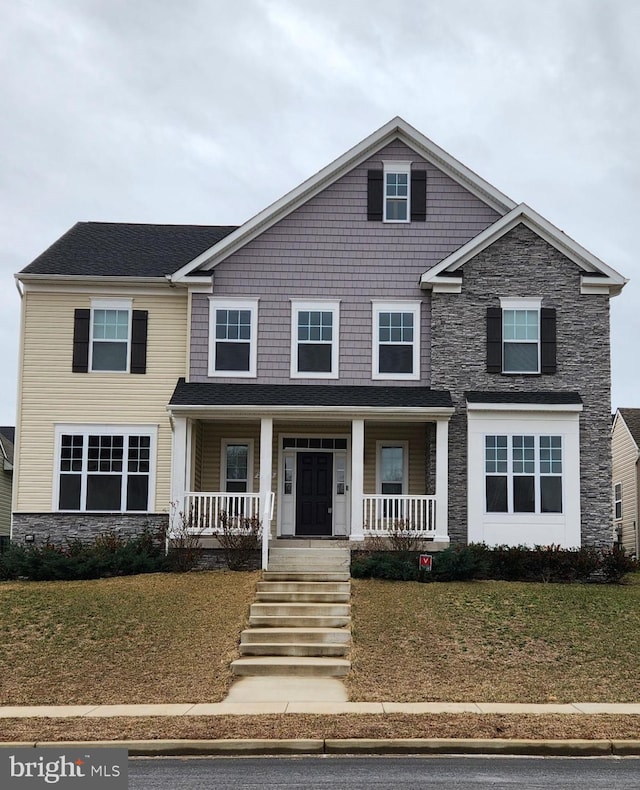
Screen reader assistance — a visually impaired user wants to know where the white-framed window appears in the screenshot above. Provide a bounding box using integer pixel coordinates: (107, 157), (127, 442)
(290, 300), (339, 379)
(372, 301), (420, 380)
(221, 440), (254, 493)
(90, 299), (132, 372)
(208, 298), (258, 377)
(501, 297), (541, 374)
(383, 160), (411, 222)
(55, 424), (157, 512)
(614, 482), (622, 521)
(377, 442), (408, 495)
(485, 434), (563, 514)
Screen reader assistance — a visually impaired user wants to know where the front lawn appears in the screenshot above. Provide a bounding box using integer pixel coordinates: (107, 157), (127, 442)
(348, 575), (640, 703)
(0, 571), (259, 705)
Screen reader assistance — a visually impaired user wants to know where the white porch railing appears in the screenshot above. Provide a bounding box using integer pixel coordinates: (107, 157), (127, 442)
(182, 492), (263, 533)
(363, 495), (437, 536)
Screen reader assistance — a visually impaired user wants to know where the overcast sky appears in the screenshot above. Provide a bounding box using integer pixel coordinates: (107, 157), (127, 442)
(1, 0), (638, 426)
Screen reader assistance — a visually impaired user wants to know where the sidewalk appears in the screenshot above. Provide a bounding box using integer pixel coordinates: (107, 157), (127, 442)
(2, 699), (639, 757)
(2, 701), (640, 717)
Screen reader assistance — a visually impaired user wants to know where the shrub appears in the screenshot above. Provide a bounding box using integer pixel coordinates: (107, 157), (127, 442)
(430, 545), (489, 582)
(350, 543), (638, 584)
(351, 552), (419, 581)
(0, 529), (168, 582)
(165, 502), (205, 572)
(217, 512), (262, 570)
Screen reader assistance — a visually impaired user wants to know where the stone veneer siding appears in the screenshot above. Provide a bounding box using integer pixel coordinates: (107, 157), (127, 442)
(430, 224), (612, 547)
(12, 513), (169, 547)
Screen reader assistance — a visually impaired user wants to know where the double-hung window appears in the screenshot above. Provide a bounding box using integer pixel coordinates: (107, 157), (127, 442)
(209, 299), (258, 377)
(91, 302), (131, 371)
(614, 482), (622, 521)
(222, 441), (253, 493)
(291, 301), (339, 378)
(56, 425), (156, 512)
(485, 434), (563, 514)
(502, 298), (541, 373)
(487, 297), (557, 376)
(372, 301), (420, 380)
(378, 444), (407, 495)
(72, 300), (148, 375)
(383, 161), (411, 222)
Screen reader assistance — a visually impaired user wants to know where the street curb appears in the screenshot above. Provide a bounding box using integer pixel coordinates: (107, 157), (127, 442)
(1, 739), (639, 756)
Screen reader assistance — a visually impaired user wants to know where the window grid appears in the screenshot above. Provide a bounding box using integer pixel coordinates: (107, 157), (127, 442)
(485, 435), (563, 514)
(379, 312), (414, 344)
(298, 311), (333, 343)
(58, 431), (152, 512)
(216, 309), (252, 341)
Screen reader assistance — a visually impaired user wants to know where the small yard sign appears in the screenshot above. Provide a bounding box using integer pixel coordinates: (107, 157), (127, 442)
(419, 554), (433, 571)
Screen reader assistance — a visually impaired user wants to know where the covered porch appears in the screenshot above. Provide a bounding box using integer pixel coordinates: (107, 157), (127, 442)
(167, 381), (453, 562)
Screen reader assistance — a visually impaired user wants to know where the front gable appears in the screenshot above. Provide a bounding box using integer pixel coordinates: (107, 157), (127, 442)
(420, 204), (626, 296)
(171, 117), (516, 282)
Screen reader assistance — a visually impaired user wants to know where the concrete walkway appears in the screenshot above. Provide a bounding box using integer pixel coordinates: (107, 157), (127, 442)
(2, 699), (640, 717)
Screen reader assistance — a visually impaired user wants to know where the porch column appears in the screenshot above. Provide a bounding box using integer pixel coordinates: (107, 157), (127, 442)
(434, 418), (450, 543)
(350, 419), (365, 541)
(259, 417), (273, 526)
(170, 416), (188, 514)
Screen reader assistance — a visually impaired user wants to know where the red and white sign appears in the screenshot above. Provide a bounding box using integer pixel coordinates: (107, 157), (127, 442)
(419, 554), (432, 571)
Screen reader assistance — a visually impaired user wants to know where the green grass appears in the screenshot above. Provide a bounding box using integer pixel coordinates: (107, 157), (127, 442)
(348, 574), (640, 703)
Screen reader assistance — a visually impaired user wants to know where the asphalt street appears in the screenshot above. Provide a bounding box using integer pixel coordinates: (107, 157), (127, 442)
(128, 755), (640, 789)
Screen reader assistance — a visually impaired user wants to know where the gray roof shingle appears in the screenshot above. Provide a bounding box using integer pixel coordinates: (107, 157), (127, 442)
(0, 426), (14, 466)
(20, 223), (238, 278)
(618, 408), (640, 445)
(169, 380), (453, 409)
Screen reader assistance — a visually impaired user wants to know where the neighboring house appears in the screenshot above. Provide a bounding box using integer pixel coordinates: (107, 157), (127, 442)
(0, 426), (14, 550)
(611, 408), (640, 557)
(12, 117), (627, 559)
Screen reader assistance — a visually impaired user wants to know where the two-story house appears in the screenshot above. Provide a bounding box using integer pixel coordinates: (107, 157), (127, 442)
(12, 118), (626, 561)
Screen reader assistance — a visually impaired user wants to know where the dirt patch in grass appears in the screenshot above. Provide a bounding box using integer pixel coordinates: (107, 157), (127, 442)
(347, 577), (640, 703)
(0, 572), (259, 705)
(1, 714), (639, 743)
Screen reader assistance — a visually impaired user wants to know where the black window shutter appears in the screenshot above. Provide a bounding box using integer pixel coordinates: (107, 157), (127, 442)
(540, 308), (557, 374)
(72, 309), (90, 373)
(130, 310), (148, 374)
(367, 169), (383, 221)
(487, 307), (502, 373)
(410, 169), (427, 221)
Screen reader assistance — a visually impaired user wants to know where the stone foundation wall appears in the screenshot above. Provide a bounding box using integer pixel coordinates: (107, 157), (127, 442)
(11, 513), (169, 547)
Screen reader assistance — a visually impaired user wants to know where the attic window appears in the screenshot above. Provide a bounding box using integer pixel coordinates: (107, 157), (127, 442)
(367, 164), (426, 222)
(383, 161), (410, 222)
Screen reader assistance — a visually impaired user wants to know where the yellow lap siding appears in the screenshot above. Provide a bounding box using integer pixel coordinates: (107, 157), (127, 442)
(16, 289), (188, 513)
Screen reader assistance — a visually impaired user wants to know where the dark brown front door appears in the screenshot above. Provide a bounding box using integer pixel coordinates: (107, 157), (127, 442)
(295, 452), (333, 536)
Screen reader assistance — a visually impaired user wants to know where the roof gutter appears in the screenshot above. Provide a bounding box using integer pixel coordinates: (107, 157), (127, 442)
(166, 404), (455, 421)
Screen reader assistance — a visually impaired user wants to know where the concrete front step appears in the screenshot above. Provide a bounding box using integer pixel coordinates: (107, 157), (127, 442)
(231, 656), (350, 677)
(267, 548), (351, 573)
(238, 642), (349, 657)
(240, 627), (351, 645)
(249, 615), (351, 628)
(250, 602), (350, 618)
(262, 571), (351, 582)
(256, 591), (350, 603)
(257, 581), (351, 594)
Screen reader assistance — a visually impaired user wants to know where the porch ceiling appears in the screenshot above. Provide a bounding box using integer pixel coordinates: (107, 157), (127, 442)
(168, 379), (453, 421)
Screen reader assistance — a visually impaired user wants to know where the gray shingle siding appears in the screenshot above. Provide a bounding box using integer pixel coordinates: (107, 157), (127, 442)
(430, 223), (612, 547)
(190, 141), (499, 386)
